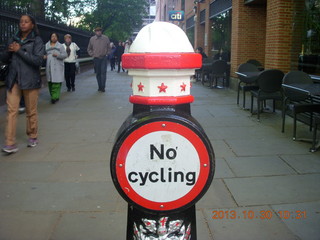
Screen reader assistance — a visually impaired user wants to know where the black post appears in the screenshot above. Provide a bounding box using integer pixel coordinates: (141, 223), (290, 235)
(110, 22), (215, 240)
(127, 204), (196, 240)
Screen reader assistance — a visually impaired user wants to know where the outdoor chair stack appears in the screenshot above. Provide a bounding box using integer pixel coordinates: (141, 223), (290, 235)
(311, 115), (320, 152)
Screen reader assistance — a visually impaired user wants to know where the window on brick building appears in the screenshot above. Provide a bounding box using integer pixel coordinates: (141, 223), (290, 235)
(299, 0), (320, 74)
(181, 0), (185, 11)
(186, 15), (195, 46)
(210, 9), (231, 61)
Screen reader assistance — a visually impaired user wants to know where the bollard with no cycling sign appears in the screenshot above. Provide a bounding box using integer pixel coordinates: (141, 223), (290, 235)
(110, 22), (215, 240)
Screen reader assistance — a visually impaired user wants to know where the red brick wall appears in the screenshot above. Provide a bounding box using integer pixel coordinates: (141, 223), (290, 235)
(195, 23), (205, 50)
(265, 0), (304, 72)
(194, 1), (209, 53)
(231, 0), (267, 77)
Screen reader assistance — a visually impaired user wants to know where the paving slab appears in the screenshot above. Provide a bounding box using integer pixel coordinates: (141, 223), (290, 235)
(196, 115), (256, 128)
(210, 139), (237, 158)
(0, 182), (119, 212)
(196, 209), (214, 240)
(214, 158), (235, 179)
(224, 174), (320, 206)
(271, 201), (320, 240)
(0, 161), (61, 181)
(205, 125), (282, 140)
(0, 211), (59, 240)
(280, 154), (320, 174)
(224, 156), (296, 177)
(197, 179), (237, 209)
(207, 105), (243, 118)
(51, 211), (127, 240)
(47, 161), (110, 182)
(42, 142), (113, 162)
(226, 137), (311, 156)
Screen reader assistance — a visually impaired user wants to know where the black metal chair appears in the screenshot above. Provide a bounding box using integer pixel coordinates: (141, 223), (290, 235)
(288, 104), (320, 152)
(281, 71), (314, 136)
(209, 60), (228, 88)
(250, 69), (284, 121)
(311, 114), (320, 152)
(200, 58), (214, 85)
(195, 68), (202, 82)
(236, 63), (260, 109)
(247, 59), (264, 71)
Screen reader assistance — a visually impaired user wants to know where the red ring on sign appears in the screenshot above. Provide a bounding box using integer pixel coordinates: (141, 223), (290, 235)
(115, 121), (210, 211)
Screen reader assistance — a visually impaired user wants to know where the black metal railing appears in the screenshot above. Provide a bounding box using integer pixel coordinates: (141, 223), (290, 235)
(0, 3), (92, 57)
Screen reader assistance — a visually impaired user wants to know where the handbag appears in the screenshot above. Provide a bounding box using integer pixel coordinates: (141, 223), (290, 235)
(0, 64), (9, 81)
(75, 60), (80, 74)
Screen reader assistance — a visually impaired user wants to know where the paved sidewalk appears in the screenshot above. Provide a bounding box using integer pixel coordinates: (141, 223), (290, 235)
(0, 67), (319, 240)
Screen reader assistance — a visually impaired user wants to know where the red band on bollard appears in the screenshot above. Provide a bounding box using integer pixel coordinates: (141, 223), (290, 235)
(122, 53), (202, 69)
(129, 95), (194, 105)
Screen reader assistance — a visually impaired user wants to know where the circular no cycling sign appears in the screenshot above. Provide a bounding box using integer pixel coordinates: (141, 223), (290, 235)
(111, 120), (213, 212)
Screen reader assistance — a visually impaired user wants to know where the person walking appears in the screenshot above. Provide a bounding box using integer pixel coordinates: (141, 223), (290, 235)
(109, 42), (116, 71)
(196, 47), (207, 59)
(1, 14), (44, 153)
(63, 34), (80, 92)
(115, 41), (125, 73)
(87, 27), (111, 92)
(44, 33), (67, 104)
(124, 39), (132, 54)
(194, 47), (207, 82)
(123, 39), (132, 73)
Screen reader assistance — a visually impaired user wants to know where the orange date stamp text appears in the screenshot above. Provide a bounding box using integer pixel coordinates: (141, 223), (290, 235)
(212, 210), (307, 220)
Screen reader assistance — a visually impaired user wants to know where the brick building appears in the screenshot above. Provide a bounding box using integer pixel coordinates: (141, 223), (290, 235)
(156, 0), (315, 89)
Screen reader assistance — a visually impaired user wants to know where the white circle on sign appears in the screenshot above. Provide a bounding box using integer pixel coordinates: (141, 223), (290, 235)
(125, 131), (200, 202)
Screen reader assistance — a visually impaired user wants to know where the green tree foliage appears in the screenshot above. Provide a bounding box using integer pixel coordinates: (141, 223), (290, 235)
(2, 0), (148, 41)
(304, 0), (320, 53)
(211, 11), (231, 52)
(78, 0), (148, 41)
(1, 0), (94, 23)
(1, 0), (44, 16)
(45, 0), (95, 23)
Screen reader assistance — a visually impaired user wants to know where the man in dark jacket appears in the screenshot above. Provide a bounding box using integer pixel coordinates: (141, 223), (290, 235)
(1, 14), (44, 153)
(115, 41), (125, 73)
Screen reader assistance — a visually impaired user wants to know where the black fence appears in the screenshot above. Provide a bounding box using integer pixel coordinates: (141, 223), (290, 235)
(0, 3), (92, 58)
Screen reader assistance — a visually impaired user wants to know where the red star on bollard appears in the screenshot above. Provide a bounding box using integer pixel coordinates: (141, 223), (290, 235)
(158, 83), (168, 93)
(180, 82), (187, 92)
(138, 82), (144, 92)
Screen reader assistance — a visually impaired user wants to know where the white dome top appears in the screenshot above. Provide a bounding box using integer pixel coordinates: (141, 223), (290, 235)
(129, 22), (194, 53)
